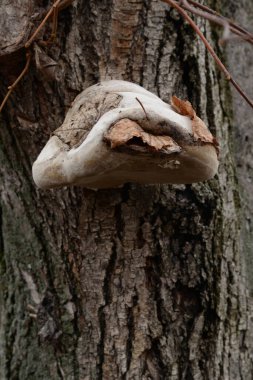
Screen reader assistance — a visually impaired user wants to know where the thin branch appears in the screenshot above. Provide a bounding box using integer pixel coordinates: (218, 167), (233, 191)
(25, 0), (62, 49)
(179, 0), (253, 44)
(0, 0), (74, 113)
(161, 0), (253, 109)
(136, 97), (149, 120)
(41, 0), (60, 46)
(0, 52), (32, 113)
(187, 0), (253, 38)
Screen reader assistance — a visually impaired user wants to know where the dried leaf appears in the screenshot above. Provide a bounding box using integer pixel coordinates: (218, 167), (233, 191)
(104, 118), (181, 154)
(192, 116), (214, 144)
(171, 95), (219, 152)
(34, 43), (57, 80)
(171, 95), (196, 119)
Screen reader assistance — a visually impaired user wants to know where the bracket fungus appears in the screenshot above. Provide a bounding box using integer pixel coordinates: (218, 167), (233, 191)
(32, 80), (219, 189)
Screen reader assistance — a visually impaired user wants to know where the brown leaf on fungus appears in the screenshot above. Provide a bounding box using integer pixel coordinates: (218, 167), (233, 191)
(171, 95), (219, 152)
(104, 118), (181, 154)
(171, 95), (196, 119)
(192, 115), (215, 144)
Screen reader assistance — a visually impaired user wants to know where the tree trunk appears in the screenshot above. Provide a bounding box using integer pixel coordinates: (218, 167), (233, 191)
(0, 0), (252, 379)
(225, 0), (253, 297)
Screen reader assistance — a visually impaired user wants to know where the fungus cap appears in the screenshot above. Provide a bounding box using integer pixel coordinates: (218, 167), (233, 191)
(32, 80), (219, 189)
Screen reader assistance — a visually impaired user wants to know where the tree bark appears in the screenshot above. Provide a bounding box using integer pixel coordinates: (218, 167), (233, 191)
(0, 0), (252, 379)
(224, 0), (253, 296)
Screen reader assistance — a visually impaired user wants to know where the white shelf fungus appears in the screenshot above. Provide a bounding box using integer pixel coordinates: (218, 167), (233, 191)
(32, 80), (219, 189)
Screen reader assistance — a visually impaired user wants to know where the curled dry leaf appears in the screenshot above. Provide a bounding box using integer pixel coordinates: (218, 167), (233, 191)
(34, 43), (58, 80)
(171, 95), (196, 119)
(104, 118), (181, 154)
(192, 115), (219, 148)
(171, 95), (219, 152)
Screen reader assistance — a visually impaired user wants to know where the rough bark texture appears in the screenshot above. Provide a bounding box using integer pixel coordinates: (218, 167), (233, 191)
(0, 0), (253, 379)
(224, 0), (253, 295)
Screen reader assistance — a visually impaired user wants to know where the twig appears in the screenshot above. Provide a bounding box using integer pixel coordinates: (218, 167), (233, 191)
(0, 52), (32, 113)
(162, 0), (253, 109)
(179, 0), (253, 44)
(187, 0), (253, 39)
(25, 0), (62, 49)
(136, 97), (149, 120)
(0, 0), (74, 113)
(41, 0), (61, 46)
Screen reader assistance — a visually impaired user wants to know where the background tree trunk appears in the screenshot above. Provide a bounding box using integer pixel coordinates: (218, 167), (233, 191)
(225, 0), (253, 297)
(0, 0), (253, 379)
